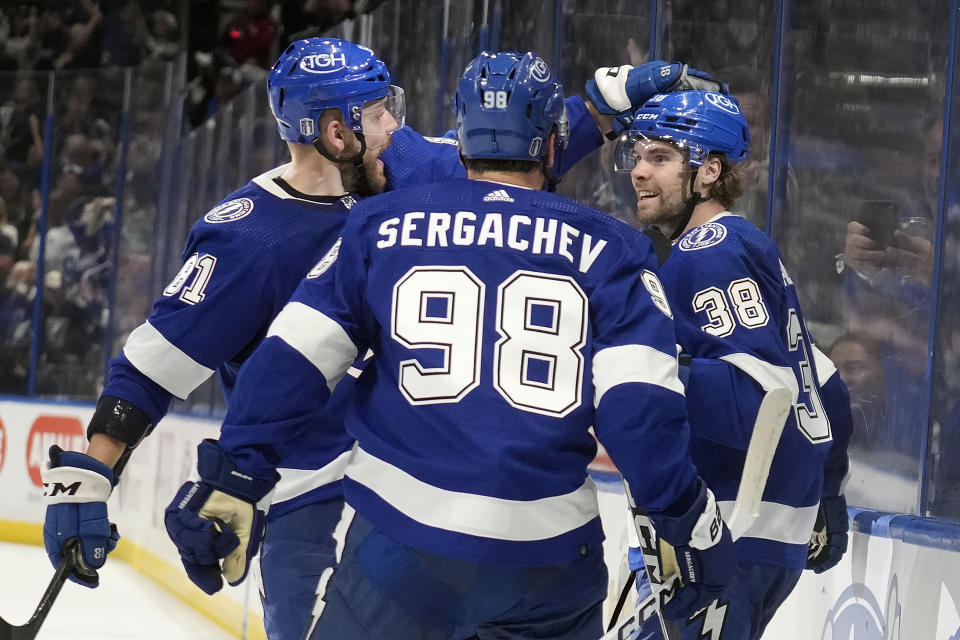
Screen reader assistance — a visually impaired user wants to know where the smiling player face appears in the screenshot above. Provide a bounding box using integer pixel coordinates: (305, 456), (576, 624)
(628, 139), (692, 233)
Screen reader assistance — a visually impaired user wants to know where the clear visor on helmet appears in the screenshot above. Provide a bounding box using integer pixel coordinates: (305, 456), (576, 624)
(555, 105), (571, 150)
(613, 132), (688, 172)
(362, 85), (406, 136)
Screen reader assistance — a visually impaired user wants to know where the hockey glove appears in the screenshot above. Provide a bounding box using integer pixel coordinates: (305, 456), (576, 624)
(164, 439), (278, 594)
(585, 61), (723, 135)
(806, 494), (848, 573)
(651, 479), (736, 620)
(42, 445), (120, 588)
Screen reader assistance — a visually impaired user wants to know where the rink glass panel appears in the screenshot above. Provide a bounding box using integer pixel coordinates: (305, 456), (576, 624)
(553, 1), (653, 222)
(927, 18), (960, 520)
(775, 0), (951, 513)
(25, 68), (127, 400)
(659, 0), (776, 232)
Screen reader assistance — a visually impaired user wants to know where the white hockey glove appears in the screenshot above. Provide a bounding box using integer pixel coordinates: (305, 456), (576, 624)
(586, 61), (724, 136)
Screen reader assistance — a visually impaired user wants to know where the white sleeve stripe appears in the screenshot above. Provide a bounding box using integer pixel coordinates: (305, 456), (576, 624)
(267, 301), (358, 391)
(717, 499), (818, 545)
(346, 447), (600, 541)
(811, 344), (838, 382)
(720, 353), (800, 399)
(122, 321), (214, 399)
(273, 449), (352, 505)
(592, 344), (685, 407)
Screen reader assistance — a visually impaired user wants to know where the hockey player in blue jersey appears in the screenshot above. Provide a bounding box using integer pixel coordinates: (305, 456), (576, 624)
(161, 51), (738, 640)
(613, 90), (854, 639)
(39, 35), (721, 640)
(41, 37), (405, 640)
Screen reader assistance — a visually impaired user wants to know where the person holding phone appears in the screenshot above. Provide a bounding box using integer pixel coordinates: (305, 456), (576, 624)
(843, 200), (934, 286)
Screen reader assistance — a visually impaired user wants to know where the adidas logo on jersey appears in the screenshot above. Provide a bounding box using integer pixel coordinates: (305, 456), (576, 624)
(483, 189), (514, 203)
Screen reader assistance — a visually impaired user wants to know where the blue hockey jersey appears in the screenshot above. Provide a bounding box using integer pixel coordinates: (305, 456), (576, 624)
(103, 102), (604, 516)
(103, 165), (359, 514)
(217, 178), (699, 566)
(658, 213), (852, 569)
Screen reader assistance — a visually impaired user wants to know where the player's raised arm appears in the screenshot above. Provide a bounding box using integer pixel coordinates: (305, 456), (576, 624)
(584, 60), (723, 139)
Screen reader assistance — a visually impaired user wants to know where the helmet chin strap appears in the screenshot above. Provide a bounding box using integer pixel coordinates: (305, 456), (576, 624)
(668, 168), (712, 241)
(313, 130), (373, 195)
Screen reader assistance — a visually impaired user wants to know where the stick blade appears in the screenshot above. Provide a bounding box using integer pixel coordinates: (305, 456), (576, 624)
(727, 387), (793, 541)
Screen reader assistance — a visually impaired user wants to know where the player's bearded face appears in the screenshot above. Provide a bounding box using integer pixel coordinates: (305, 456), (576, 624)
(629, 140), (692, 233)
(343, 99), (401, 196)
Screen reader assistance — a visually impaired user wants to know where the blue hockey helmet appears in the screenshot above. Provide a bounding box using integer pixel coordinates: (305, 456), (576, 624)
(615, 90), (750, 170)
(267, 38), (405, 145)
(453, 51), (568, 161)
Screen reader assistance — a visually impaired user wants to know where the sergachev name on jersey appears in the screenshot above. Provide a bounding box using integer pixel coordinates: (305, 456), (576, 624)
(204, 198), (255, 224)
(376, 211), (608, 274)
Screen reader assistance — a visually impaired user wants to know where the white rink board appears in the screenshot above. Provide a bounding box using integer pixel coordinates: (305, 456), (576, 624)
(0, 398), (262, 637)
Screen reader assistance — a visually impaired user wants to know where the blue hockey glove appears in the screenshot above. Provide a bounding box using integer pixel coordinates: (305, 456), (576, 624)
(651, 480), (736, 620)
(585, 61), (723, 135)
(164, 439), (278, 594)
(806, 494), (848, 573)
(42, 445), (120, 588)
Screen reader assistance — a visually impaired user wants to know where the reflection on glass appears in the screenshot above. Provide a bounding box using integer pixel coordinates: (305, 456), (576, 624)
(789, 1), (950, 513)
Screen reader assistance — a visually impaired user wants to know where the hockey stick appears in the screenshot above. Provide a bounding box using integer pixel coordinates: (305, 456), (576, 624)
(601, 387), (793, 640)
(621, 488), (682, 640)
(606, 569), (638, 632)
(0, 539), (82, 640)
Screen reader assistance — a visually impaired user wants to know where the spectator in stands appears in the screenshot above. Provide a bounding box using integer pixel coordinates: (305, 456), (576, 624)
(203, 64), (247, 121)
(35, 267), (100, 395)
(0, 242), (30, 394)
(0, 77), (44, 174)
(222, 0), (279, 69)
(63, 2), (103, 69)
(827, 332), (885, 451)
(60, 76), (112, 143)
(28, 192), (81, 276)
(0, 6), (38, 71)
(33, 7), (72, 71)
(102, 0), (150, 67)
(278, 0), (390, 45)
(0, 196), (19, 250)
(0, 163), (32, 246)
(146, 9), (180, 62)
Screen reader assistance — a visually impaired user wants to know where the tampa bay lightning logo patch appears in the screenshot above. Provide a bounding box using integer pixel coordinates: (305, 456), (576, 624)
(204, 198), (254, 224)
(678, 222), (727, 251)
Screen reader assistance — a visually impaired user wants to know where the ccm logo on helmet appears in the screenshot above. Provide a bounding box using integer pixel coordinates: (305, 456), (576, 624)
(300, 52), (348, 74)
(705, 92), (741, 115)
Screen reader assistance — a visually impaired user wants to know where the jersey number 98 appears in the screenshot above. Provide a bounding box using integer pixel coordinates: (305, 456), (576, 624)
(391, 266), (587, 417)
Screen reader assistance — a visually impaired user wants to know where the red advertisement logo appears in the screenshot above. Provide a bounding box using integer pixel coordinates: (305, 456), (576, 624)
(26, 416), (85, 487)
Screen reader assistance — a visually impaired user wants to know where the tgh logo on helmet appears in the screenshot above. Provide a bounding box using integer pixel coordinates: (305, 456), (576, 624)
(300, 52), (348, 74)
(530, 57), (550, 82)
(705, 92), (740, 115)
